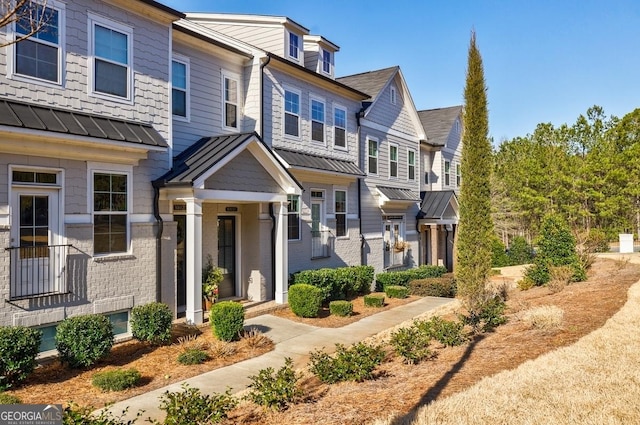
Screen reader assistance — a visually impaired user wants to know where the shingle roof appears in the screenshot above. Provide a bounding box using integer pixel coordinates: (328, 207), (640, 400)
(155, 132), (268, 186)
(418, 190), (458, 219)
(0, 98), (167, 148)
(275, 148), (364, 176)
(376, 186), (420, 202)
(418, 106), (463, 147)
(336, 66), (398, 101)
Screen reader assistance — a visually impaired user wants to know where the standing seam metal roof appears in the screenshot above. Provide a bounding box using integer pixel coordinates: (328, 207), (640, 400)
(376, 186), (420, 202)
(275, 148), (364, 176)
(418, 190), (458, 219)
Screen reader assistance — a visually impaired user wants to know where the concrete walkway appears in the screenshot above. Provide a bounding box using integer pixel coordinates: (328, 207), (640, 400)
(104, 296), (454, 422)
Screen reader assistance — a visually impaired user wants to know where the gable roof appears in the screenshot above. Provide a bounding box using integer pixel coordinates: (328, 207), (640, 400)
(336, 66), (398, 102)
(418, 105), (463, 147)
(417, 190), (458, 220)
(154, 132), (299, 188)
(275, 148), (364, 177)
(0, 98), (167, 149)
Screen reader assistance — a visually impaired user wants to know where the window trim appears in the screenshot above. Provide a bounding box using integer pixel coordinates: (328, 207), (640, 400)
(172, 55), (190, 122)
(321, 49), (332, 76)
(7, 0), (66, 87)
(88, 162), (133, 257)
(287, 30), (300, 62)
(456, 162), (461, 187)
(367, 137), (379, 175)
(310, 94), (325, 144)
(389, 143), (399, 179)
(287, 194), (301, 241)
(222, 69), (241, 132)
(444, 160), (451, 187)
(334, 188), (348, 238)
(88, 13), (133, 104)
(283, 86), (301, 139)
(407, 148), (416, 181)
(390, 86), (397, 105)
(333, 104), (347, 151)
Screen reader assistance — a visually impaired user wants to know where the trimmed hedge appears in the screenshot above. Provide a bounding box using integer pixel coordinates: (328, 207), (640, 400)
(131, 302), (173, 346)
(56, 314), (114, 368)
(375, 265), (447, 291)
(210, 301), (245, 341)
(291, 266), (374, 302)
(288, 284), (323, 318)
(364, 293), (385, 308)
(0, 326), (42, 391)
(408, 274), (457, 298)
(92, 368), (141, 392)
(384, 285), (409, 299)
(329, 300), (353, 317)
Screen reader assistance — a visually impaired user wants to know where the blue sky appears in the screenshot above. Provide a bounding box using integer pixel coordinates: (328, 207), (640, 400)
(162, 0), (640, 144)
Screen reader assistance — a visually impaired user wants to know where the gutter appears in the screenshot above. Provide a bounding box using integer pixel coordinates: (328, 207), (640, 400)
(152, 182), (163, 302)
(356, 108), (366, 265)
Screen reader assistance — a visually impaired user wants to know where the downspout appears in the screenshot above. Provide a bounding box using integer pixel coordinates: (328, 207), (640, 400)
(153, 182), (163, 302)
(356, 108), (366, 265)
(260, 54), (276, 297)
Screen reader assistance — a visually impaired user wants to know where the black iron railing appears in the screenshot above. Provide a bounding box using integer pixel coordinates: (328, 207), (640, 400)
(5, 244), (70, 300)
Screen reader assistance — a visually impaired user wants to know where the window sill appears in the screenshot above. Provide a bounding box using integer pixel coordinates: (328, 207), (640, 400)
(93, 254), (136, 262)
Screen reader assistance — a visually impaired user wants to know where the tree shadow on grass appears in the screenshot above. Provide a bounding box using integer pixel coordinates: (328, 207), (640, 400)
(391, 333), (486, 425)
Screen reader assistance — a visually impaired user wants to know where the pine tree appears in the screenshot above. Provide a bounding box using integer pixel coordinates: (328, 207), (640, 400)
(456, 31), (494, 312)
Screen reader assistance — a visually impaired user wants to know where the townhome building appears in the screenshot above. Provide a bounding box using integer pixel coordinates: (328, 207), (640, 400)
(0, 0), (183, 352)
(184, 14), (370, 284)
(417, 106), (463, 271)
(337, 67), (426, 273)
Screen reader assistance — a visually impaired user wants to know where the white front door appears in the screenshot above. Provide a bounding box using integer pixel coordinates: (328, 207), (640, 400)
(10, 189), (61, 298)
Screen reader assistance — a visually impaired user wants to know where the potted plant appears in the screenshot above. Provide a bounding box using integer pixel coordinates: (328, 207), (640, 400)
(202, 255), (223, 310)
(393, 239), (410, 252)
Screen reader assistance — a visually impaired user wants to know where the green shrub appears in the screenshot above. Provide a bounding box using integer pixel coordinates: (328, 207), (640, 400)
(0, 393), (22, 404)
(415, 316), (467, 347)
(63, 402), (141, 424)
(460, 295), (508, 333)
(245, 357), (302, 411)
(156, 384), (237, 425)
(375, 265), (447, 290)
(329, 300), (353, 317)
(384, 285), (409, 298)
(0, 326), (42, 390)
(363, 293), (385, 307)
(507, 236), (535, 265)
(408, 275), (457, 297)
(131, 302), (173, 346)
(177, 349), (209, 365)
(56, 314), (113, 368)
(292, 266), (374, 301)
(491, 236), (510, 267)
(210, 301), (245, 342)
(587, 228), (610, 253)
(309, 342), (385, 383)
(92, 368), (141, 392)
(288, 284), (323, 318)
(390, 326), (432, 364)
(517, 277), (536, 291)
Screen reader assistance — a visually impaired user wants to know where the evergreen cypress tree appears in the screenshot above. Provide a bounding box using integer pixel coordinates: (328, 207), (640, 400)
(456, 31), (494, 312)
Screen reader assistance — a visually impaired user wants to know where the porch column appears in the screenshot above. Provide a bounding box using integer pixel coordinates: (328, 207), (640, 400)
(185, 198), (203, 324)
(275, 200), (289, 303)
(430, 225), (439, 266)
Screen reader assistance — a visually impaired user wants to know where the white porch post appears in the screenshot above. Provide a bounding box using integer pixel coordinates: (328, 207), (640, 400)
(185, 198), (203, 324)
(275, 200), (288, 303)
(430, 224), (439, 266)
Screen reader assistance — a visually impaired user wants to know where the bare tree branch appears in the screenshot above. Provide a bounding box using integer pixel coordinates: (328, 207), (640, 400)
(0, 0), (51, 48)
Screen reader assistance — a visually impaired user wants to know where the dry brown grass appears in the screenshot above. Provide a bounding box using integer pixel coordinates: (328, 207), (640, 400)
(521, 305), (564, 330)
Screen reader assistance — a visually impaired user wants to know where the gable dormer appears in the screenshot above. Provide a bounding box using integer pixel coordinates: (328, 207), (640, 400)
(303, 35), (339, 79)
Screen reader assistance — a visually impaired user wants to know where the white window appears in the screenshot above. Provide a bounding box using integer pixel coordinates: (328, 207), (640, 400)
(390, 86), (397, 105)
(287, 194), (300, 241)
(90, 164), (131, 255)
(444, 161), (451, 186)
(368, 138), (378, 175)
(311, 97), (325, 143)
(223, 72), (239, 130)
(172, 57), (189, 119)
(334, 189), (347, 237)
(288, 31), (300, 61)
(89, 14), (132, 101)
(456, 163), (461, 187)
(333, 106), (347, 149)
(408, 149), (416, 181)
(12, 1), (64, 84)
(321, 49), (332, 75)
(284, 88), (300, 137)
(389, 144), (398, 178)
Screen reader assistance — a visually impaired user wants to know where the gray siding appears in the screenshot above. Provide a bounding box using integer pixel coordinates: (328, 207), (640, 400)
(204, 150), (281, 193)
(194, 22), (285, 58)
(366, 79), (416, 136)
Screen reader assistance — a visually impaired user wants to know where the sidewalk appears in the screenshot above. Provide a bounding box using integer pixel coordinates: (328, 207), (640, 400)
(104, 296), (455, 422)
